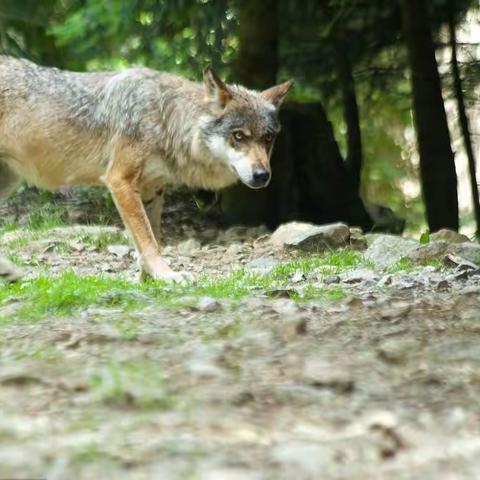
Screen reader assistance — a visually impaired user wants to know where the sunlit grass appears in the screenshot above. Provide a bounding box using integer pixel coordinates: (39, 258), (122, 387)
(0, 249), (368, 322)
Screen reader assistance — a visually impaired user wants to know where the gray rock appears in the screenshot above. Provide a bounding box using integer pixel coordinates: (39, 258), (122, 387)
(177, 238), (201, 255)
(225, 242), (244, 255)
(378, 338), (419, 363)
(0, 257), (23, 282)
(290, 270), (306, 283)
(324, 274), (341, 284)
(430, 229), (470, 243)
(271, 298), (299, 315)
(245, 257), (279, 273)
(270, 222), (350, 252)
(302, 358), (354, 392)
(271, 441), (332, 476)
(349, 227), (367, 250)
(197, 296), (223, 313)
(408, 241), (449, 264)
(107, 244), (131, 258)
(450, 242), (480, 265)
(364, 235), (417, 269)
(341, 268), (378, 284)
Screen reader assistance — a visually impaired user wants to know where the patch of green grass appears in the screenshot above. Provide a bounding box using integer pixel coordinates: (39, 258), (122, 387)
(388, 256), (444, 273)
(79, 230), (130, 250)
(294, 285), (347, 302)
(70, 442), (105, 465)
(0, 249), (363, 321)
(0, 272), (151, 321)
(89, 359), (175, 410)
(11, 345), (65, 362)
(4, 252), (25, 266)
(388, 257), (416, 273)
(271, 248), (365, 279)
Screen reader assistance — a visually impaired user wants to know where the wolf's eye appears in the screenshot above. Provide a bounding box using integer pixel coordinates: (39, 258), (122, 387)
(233, 130), (246, 142)
(264, 133), (274, 143)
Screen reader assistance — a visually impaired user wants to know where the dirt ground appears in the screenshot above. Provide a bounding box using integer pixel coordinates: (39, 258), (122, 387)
(1, 192), (480, 479)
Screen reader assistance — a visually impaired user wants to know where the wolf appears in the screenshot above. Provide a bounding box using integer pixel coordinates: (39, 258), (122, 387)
(0, 56), (292, 281)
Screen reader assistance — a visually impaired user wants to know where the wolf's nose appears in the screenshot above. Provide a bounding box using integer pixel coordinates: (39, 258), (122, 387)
(252, 169), (270, 186)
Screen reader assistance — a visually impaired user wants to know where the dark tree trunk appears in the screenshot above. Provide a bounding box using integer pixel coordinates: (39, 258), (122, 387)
(448, 5), (480, 237)
(401, 0), (459, 231)
(232, 0), (278, 88)
(335, 37), (363, 194)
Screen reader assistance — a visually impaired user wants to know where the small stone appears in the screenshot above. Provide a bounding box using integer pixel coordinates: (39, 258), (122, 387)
(177, 238), (201, 255)
(197, 296), (223, 313)
(324, 274), (340, 284)
(245, 257), (279, 273)
(302, 358), (354, 392)
(69, 241), (86, 252)
(271, 298), (299, 315)
(379, 302), (410, 319)
(225, 242), (243, 255)
(378, 338), (418, 363)
(270, 221), (350, 252)
(107, 244), (131, 258)
(408, 241), (449, 264)
(290, 270), (306, 283)
(279, 316), (308, 337)
(0, 257), (23, 282)
(271, 441), (332, 476)
(341, 268), (378, 284)
(430, 229), (470, 243)
(449, 242), (480, 265)
(436, 279), (449, 291)
(350, 227), (367, 250)
(364, 235), (417, 269)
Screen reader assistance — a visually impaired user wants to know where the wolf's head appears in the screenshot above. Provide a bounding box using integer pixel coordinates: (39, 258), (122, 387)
(200, 66), (293, 189)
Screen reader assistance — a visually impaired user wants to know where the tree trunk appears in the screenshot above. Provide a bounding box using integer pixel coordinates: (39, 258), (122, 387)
(221, 0), (278, 225)
(335, 37), (363, 194)
(448, 5), (480, 237)
(401, 0), (459, 231)
(232, 0), (278, 88)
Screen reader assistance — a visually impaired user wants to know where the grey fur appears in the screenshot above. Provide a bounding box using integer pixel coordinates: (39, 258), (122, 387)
(0, 56), (292, 280)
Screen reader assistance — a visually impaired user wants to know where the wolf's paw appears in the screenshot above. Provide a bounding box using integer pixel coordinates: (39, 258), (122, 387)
(156, 270), (193, 284)
(139, 256), (193, 284)
(140, 269), (193, 284)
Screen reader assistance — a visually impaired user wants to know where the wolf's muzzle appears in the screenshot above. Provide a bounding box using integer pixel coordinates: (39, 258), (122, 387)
(250, 168), (270, 188)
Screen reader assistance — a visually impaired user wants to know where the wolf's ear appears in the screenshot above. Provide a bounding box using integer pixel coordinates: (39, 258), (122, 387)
(261, 79), (294, 108)
(203, 65), (232, 108)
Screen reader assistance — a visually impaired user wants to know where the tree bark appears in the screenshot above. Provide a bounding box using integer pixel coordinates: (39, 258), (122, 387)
(448, 5), (480, 237)
(232, 0), (278, 88)
(335, 37), (363, 194)
(401, 0), (459, 231)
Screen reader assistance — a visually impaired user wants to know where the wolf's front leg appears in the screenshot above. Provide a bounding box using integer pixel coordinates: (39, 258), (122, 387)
(143, 186), (165, 244)
(103, 154), (187, 283)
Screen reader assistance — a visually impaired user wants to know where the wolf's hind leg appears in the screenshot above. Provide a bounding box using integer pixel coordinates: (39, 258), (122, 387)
(142, 185), (165, 244)
(0, 161), (19, 201)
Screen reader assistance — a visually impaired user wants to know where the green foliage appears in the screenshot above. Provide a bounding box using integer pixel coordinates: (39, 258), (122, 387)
(0, 0), (478, 231)
(419, 232), (430, 244)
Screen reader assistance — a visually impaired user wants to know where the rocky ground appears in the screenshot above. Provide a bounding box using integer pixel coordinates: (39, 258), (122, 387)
(1, 193), (480, 480)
